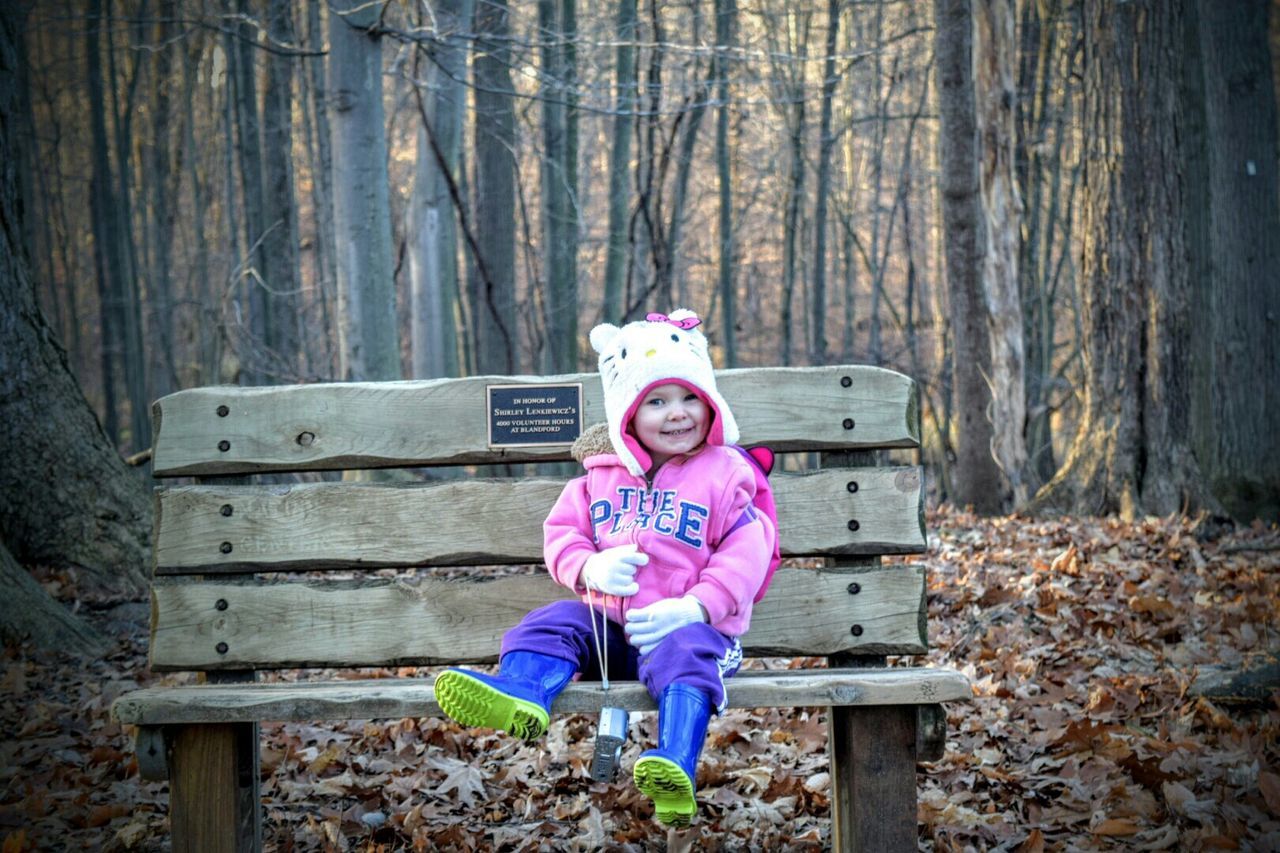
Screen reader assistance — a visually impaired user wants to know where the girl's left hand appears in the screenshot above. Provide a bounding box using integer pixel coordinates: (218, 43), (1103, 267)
(624, 595), (706, 655)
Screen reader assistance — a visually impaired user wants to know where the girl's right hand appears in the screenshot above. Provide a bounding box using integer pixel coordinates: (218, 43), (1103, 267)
(581, 545), (648, 596)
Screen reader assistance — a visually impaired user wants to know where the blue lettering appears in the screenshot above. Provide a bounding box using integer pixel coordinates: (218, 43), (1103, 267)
(674, 502), (709, 548)
(608, 512), (624, 535)
(590, 500), (612, 535)
(660, 490), (676, 512)
(617, 487), (637, 512)
(654, 512), (676, 535)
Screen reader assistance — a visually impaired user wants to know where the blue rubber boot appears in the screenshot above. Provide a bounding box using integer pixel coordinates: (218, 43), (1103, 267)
(633, 683), (713, 826)
(434, 651), (577, 743)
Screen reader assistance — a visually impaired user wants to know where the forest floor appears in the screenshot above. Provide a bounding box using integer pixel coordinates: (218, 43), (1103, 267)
(1, 506), (1278, 852)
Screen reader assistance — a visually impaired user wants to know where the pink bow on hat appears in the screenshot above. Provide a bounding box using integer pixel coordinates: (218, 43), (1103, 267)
(646, 312), (701, 330)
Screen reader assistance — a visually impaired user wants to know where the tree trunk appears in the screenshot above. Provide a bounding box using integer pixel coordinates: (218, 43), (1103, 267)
(0, 543), (107, 656)
(408, 0), (470, 379)
(810, 0), (840, 366)
(635, 4), (665, 315)
(935, 0), (1001, 513)
(1032, 0), (1216, 519)
(329, 1), (401, 381)
(778, 7), (808, 366)
(539, 0), (577, 373)
(714, 0), (737, 365)
(867, 1), (886, 366)
(1016, 0), (1065, 492)
(262, 0), (302, 380)
(472, 0), (519, 374)
(561, 0), (579, 332)
(86, 0), (122, 447)
(231, 0), (270, 384)
(1189, 0), (1280, 521)
(181, 33), (215, 386)
(0, 8), (150, 602)
(666, 2), (710, 310)
(974, 0), (1028, 508)
(303, 0), (337, 379)
(104, 0), (149, 454)
(602, 0), (638, 323)
(147, 0), (178, 399)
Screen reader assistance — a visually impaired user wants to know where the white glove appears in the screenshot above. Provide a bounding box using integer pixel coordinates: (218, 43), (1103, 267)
(581, 545), (648, 596)
(625, 595), (707, 655)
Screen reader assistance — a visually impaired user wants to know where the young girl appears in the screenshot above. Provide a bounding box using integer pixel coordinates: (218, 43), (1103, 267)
(434, 309), (776, 826)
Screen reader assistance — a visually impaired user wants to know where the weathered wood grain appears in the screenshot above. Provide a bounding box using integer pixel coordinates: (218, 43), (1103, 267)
(169, 725), (243, 853)
(835, 705), (919, 852)
(148, 564), (929, 670)
(152, 366), (919, 476)
(154, 467), (926, 573)
(111, 667), (972, 725)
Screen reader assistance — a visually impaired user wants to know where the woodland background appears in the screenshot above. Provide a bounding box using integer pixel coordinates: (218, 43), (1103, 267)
(6, 0), (1280, 528)
(1, 0), (1279, 849)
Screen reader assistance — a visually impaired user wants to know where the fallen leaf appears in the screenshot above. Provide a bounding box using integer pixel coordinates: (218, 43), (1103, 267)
(728, 765), (773, 793)
(1018, 828), (1045, 853)
(1093, 817), (1141, 836)
(1259, 770), (1280, 814)
(85, 803), (132, 828)
(437, 762), (487, 807)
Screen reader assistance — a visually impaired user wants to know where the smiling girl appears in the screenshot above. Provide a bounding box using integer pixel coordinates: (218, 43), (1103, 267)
(433, 310), (777, 827)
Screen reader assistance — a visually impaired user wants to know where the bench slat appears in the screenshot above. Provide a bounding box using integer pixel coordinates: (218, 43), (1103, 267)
(149, 564), (928, 670)
(112, 667), (971, 725)
(155, 467), (925, 573)
(152, 366), (919, 476)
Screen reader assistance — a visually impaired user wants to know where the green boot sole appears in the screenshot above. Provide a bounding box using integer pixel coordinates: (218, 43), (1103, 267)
(634, 755), (697, 826)
(434, 670), (550, 743)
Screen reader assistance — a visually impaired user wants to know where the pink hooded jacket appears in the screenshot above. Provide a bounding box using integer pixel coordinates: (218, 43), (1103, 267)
(542, 443), (773, 638)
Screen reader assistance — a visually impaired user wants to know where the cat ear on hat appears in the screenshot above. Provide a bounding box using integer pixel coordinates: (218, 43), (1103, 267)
(589, 323), (621, 354)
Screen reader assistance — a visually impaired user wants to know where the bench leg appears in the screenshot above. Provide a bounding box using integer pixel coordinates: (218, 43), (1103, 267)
(169, 723), (262, 853)
(828, 705), (918, 852)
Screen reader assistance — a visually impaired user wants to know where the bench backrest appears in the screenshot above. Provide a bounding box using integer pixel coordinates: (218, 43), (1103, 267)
(147, 366), (927, 673)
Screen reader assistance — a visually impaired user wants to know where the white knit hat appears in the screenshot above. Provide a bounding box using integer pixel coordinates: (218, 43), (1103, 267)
(588, 309), (739, 477)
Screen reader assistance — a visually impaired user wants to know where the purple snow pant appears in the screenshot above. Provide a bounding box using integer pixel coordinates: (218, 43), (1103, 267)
(500, 600), (743, 712)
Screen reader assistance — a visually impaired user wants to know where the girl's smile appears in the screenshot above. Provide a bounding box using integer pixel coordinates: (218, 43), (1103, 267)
(632, 383), (709, 471)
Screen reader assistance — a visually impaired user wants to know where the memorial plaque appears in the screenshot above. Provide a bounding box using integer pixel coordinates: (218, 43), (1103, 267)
(487, 383), (583, 448)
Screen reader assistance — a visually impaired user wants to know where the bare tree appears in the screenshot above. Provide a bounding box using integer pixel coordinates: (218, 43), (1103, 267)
(809, 0), (840, 365)
(974, 0), (1027, 507)
(1033, 0), (1217, 518)
(767, 4), (810, 365)
(408, 0), (471, 379)
(329, 0), (400, 381)
(1016, 0), (1075, 491)
(1, 6), (150, 631)
(262, 0), (302, 378)
(301, 0), (337, 378)
(936, 0), (1001, 512)
(86, 0), (148, 451)
(471, 0), (519, 374)
(713, 0), (737, 364)
(1186, 0), (1280, 521)
(539, 0), (578, 372)
(229, 0), (270, 383)
(602, 0), (638, 323)
(146, 0), (179, 399)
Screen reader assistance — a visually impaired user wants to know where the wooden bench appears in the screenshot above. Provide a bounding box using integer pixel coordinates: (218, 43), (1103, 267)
(111, 365), (970, 852)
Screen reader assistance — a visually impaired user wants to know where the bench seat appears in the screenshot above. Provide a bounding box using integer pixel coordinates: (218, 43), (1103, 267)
(113, 667), (972, 726)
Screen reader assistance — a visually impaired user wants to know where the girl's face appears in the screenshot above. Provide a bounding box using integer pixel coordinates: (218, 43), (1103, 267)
(632, 383), (709, 471)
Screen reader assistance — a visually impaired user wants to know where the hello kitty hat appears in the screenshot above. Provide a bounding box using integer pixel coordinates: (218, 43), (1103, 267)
(588, 309), (739, 477)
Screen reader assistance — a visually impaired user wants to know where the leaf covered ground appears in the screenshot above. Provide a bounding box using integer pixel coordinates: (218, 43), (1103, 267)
(2, 508), (1278, 851)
